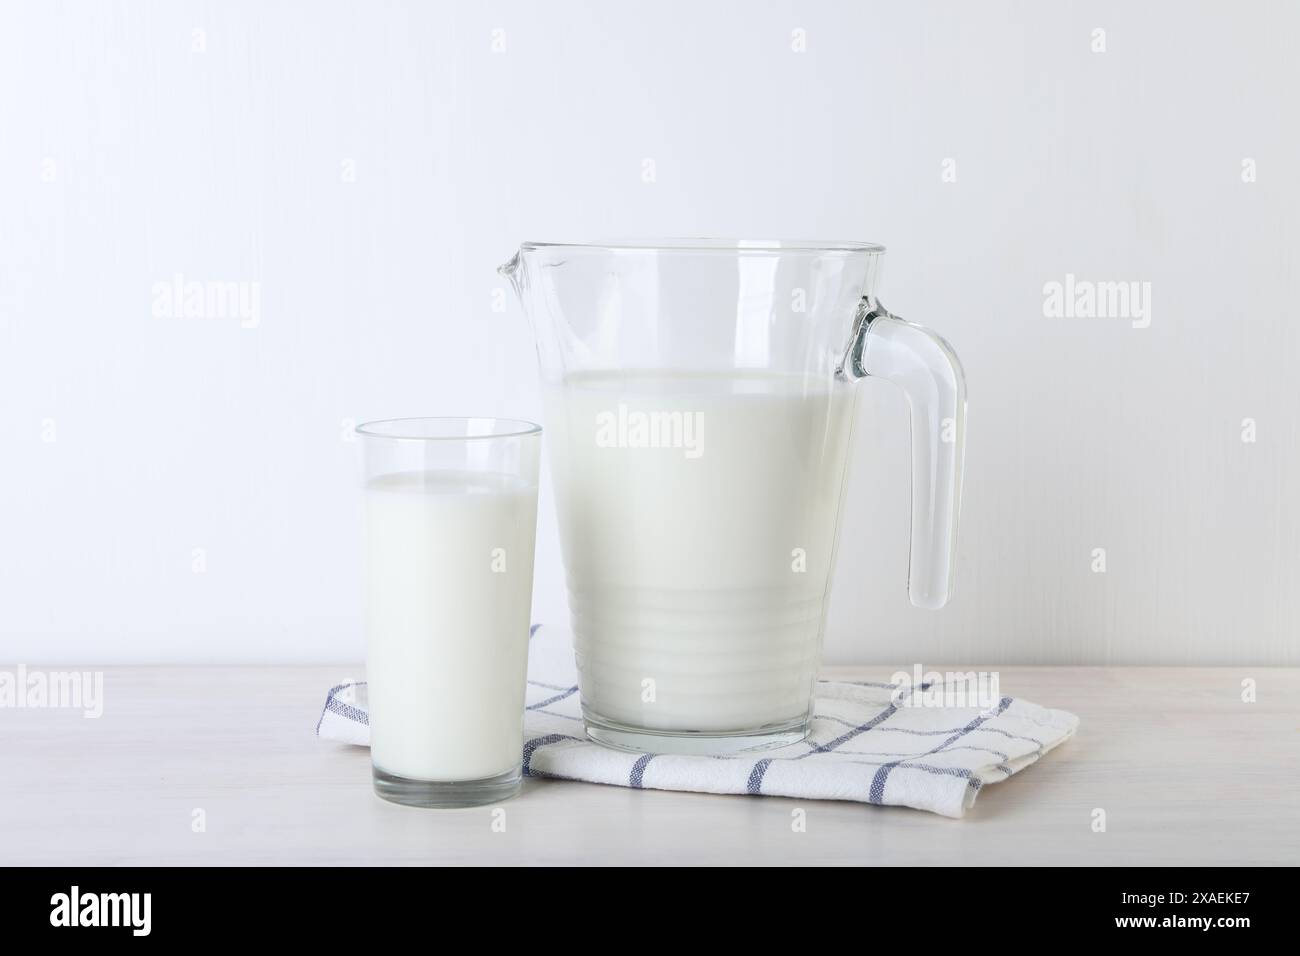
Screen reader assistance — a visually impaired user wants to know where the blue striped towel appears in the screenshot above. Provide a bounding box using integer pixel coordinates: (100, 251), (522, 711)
(318, 644), (1077, 819)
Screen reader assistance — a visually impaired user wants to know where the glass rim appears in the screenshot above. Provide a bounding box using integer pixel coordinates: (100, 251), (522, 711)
(518, 237), (886, 254)
(355, 416), (542, 442)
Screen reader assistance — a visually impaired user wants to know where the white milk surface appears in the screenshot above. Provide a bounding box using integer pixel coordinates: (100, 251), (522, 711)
(364, 469), (538, 780)
(545, 370), (857, 733)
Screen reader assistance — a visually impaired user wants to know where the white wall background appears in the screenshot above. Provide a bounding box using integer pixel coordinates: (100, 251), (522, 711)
(2, 0), (1297, 666)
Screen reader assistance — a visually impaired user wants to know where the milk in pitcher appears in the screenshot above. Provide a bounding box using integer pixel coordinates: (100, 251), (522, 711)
(545, 370), (857, 736)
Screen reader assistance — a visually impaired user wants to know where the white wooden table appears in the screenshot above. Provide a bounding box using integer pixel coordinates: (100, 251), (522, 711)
(2, 666), (1296, 865)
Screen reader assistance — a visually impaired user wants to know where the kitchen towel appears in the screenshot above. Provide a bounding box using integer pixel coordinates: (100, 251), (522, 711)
(317, 651), (1077, 819)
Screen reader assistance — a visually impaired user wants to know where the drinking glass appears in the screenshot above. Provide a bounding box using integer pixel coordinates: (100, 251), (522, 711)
(358, 417), (541, 807)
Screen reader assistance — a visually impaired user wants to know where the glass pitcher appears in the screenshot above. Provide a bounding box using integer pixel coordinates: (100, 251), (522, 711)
(500, 239), (966, 755)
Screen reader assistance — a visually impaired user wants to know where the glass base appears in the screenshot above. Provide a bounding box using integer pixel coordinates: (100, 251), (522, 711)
(372, 763), (521, 808)
(583, 710), (810, 756)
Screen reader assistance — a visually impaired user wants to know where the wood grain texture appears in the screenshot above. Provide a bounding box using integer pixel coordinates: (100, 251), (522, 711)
(1, 665), (1295, 865)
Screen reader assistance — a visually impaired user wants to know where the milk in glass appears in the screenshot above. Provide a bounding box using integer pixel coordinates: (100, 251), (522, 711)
(364, 470), (538, 780)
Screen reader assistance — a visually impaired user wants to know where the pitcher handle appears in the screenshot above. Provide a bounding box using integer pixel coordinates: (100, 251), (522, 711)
(840, 299), (967, 609)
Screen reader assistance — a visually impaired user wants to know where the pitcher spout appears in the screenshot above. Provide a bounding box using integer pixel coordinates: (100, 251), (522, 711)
(498, 249), (525, 302)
